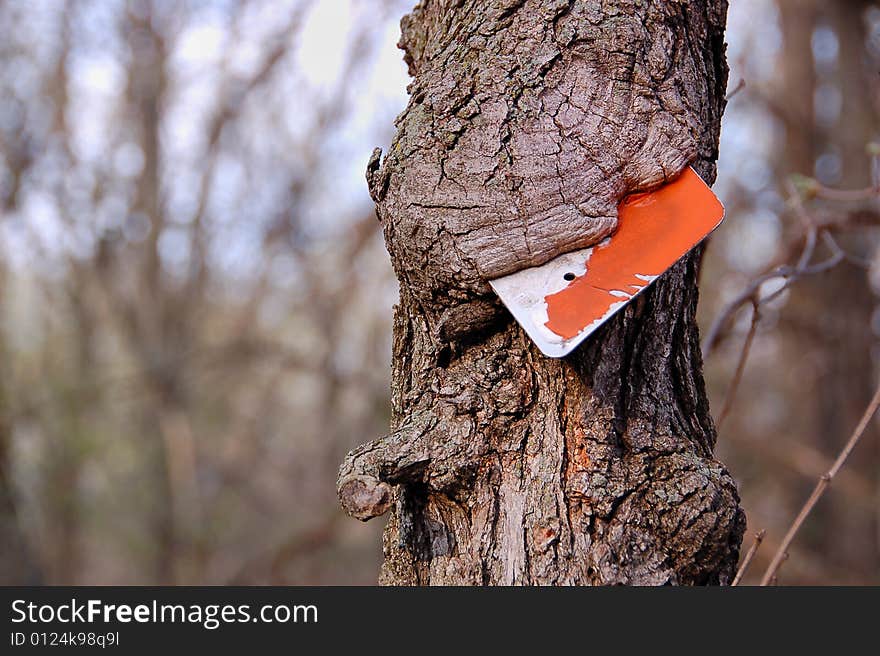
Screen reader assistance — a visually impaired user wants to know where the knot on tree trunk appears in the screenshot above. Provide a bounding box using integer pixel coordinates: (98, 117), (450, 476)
(337, 475), (393, 522)
(337, 411), (480, 522)
(337, 420), (432, 522)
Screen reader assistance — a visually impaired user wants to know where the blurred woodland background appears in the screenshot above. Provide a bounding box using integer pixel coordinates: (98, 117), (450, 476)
(0, 0), (877, 585)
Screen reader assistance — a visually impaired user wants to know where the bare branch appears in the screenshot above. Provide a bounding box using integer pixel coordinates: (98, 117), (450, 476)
(703, 179), (878, 357)
(759, 378), (880, 585)
(724, 77), (746, 101)
(731, 529), (765, 586)
(715, 300), (759, 431)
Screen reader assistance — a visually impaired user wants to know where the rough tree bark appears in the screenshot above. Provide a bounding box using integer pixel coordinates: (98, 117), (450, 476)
(338, 0), (744, 585)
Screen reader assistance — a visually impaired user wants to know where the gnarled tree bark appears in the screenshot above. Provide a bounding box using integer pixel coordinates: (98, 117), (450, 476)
(339, 0), (744, 585)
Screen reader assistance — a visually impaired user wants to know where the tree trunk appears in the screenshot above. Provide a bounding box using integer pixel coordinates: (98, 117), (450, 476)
(339, 0), (744, 585)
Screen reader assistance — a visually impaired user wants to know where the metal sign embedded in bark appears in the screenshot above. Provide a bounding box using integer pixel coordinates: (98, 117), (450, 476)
(490, 167), (724, 357)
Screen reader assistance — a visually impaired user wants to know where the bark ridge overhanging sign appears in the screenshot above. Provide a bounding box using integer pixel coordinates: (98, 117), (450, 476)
(489, 167), (724, 357)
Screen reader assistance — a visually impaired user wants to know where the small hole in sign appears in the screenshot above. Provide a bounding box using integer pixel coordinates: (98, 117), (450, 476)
(563, 272), (576, 281)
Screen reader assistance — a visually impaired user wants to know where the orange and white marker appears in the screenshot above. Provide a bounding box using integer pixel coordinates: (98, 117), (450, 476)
(489, 167), (724, 357)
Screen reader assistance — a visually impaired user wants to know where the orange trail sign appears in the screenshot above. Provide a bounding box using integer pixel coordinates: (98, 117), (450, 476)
(489, 167), (724, 357)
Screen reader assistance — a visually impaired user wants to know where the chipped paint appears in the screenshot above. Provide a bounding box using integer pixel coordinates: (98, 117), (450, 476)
(490, 167), (724, 357)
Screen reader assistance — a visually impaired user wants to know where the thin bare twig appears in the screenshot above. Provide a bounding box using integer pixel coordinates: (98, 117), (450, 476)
(768, 554), (787, 585)
(821, 232), (873, 269)
(815, 185), (879, 203)
(725, 78), (746, 101)
(732, 529), (765, 586)
(716, 300), (759, 431)
(759, 379), (880, 585)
